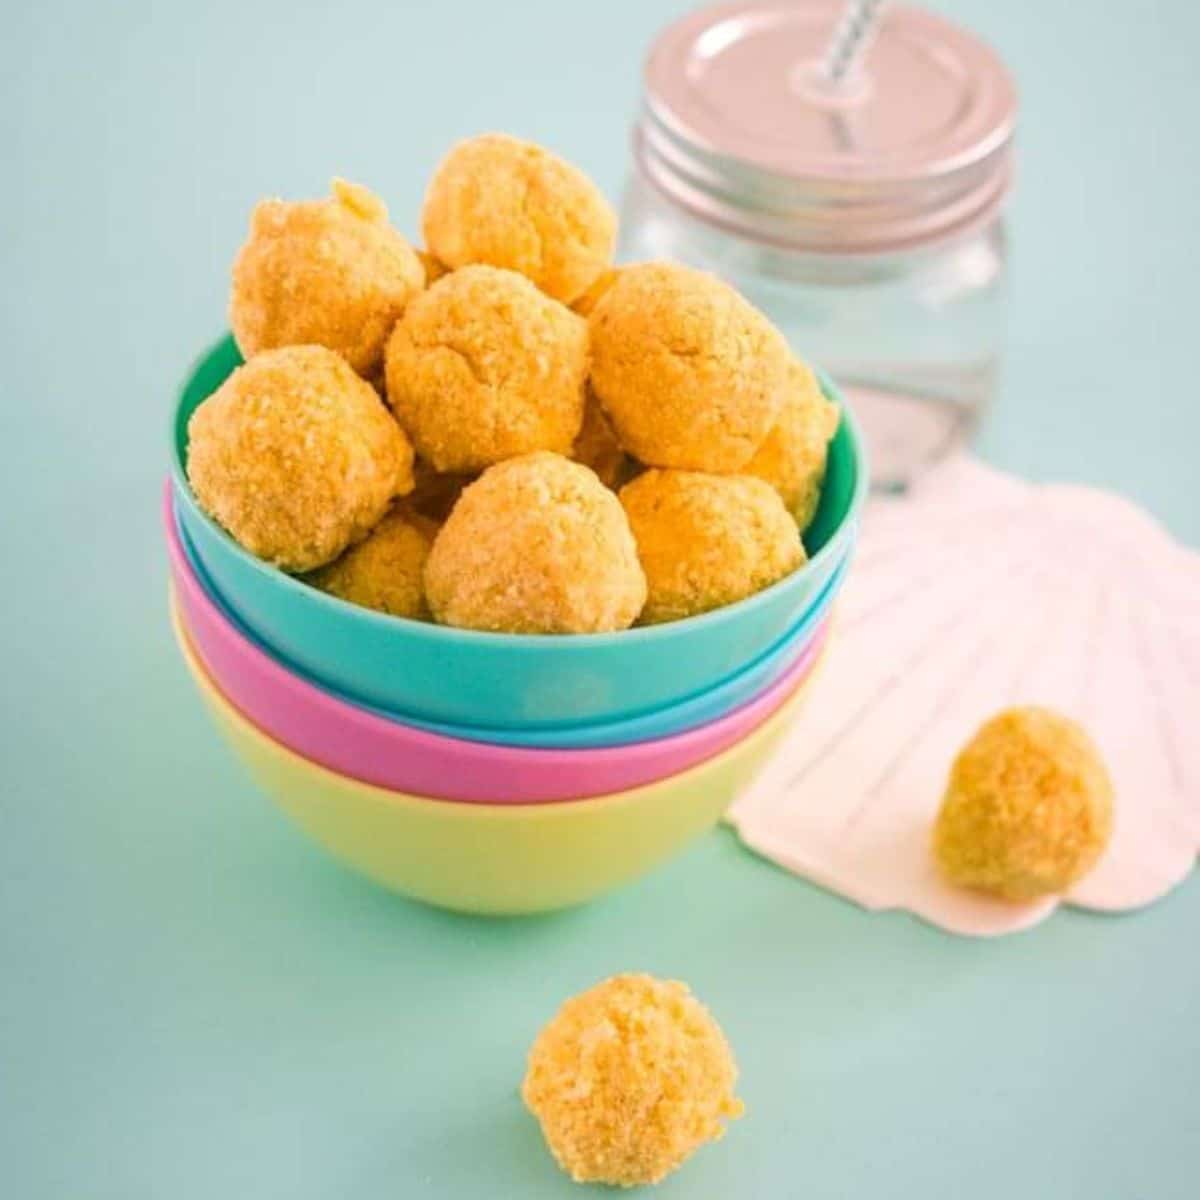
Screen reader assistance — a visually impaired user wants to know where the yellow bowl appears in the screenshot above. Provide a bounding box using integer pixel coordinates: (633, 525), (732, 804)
(174, 605), (819, 915)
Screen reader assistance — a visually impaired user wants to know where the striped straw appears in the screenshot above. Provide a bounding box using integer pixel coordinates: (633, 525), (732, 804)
(822, 0), (887, 86)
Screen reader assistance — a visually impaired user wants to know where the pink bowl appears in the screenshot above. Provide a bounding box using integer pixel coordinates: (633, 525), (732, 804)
(167, 494), (828, 804)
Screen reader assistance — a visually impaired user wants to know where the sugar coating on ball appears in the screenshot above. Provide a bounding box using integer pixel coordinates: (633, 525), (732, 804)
(620, 470), (804, 624)
(422, 133), (616, 305)
(424, 453), (646, 634)
(744, 358), (840, 531)
(186, 345), (414, 572)
(384, 265), (588, 473)
(522, 974), (743, 1188)
(933, 707), (1115, 901)
(589, 262), (791, 472)
(309, 507), (435, 618)
(230, 179), (425, 377)
(571, 391), (628, 489)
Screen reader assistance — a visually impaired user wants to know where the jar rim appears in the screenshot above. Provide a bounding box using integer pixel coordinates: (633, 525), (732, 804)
(638, 1), (1016, 254)
(634, 119), (1014, 256)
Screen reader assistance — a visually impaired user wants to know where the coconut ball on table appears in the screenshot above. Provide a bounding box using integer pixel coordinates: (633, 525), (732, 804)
(933, 706), (1115, 900)
(186, 345), (414, 573)
(229, 179), (425, 378)
(523, 974), (744, 1188)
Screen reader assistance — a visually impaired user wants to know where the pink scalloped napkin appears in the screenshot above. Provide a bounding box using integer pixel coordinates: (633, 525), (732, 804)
(728, 455), (1200, 937)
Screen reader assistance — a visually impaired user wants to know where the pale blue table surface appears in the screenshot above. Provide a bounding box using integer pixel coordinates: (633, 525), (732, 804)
(2, 1), (1197, 1196)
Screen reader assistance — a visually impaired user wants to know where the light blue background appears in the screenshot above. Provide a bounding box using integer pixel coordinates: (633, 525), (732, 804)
(2, 1), (1197, 1196)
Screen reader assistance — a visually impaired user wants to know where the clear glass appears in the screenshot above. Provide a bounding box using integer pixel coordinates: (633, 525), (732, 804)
(619, 173), (1008, 491)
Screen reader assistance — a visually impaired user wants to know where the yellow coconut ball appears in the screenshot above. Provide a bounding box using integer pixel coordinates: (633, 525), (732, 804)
(522, 974), (743, 1188)
(186, 345), (414, 572)
(933, 707), (1115, 900)
(571, 390), (629, 489)
(620, 470), (804, 624)
(384, 265), (588, 473)
(230, 179), (425, 377)
(309, 507), (435, 618)
(589, 262), (791, 472)
(422, 133), (616, 305)
(745, 358), (840, 531)
(424, 453), (646, 634)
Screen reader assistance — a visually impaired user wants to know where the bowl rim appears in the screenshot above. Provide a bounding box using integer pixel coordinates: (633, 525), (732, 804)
(176, 602), (819, 817)
(170, 334), (868, 649)
(167, 478), (837, 756)
(173, 584), (826, 796)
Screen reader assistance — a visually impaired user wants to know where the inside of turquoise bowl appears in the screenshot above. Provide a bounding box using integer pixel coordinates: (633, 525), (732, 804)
(173, 335), (862, 562)
(804, 379), (856, 556)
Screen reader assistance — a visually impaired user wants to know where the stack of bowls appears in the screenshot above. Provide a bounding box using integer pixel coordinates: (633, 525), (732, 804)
(167, 336), (867, 914)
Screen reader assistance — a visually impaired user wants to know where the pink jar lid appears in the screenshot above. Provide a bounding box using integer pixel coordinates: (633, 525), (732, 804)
(638, 1), (1017, 253)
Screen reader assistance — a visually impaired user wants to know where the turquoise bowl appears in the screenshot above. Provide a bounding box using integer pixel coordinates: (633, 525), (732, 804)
(170, 335), (867, 730)
(172, 490), (848, 749)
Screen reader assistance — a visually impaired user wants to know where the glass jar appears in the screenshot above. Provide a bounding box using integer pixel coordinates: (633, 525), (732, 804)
(620, 1), (1016, 490)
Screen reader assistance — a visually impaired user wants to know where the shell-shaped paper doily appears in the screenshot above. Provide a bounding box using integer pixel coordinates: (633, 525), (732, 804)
(728, 455), (1200, 937)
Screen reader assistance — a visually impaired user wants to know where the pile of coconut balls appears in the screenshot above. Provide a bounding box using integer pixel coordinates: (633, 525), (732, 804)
(186, 134), (840, 634)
